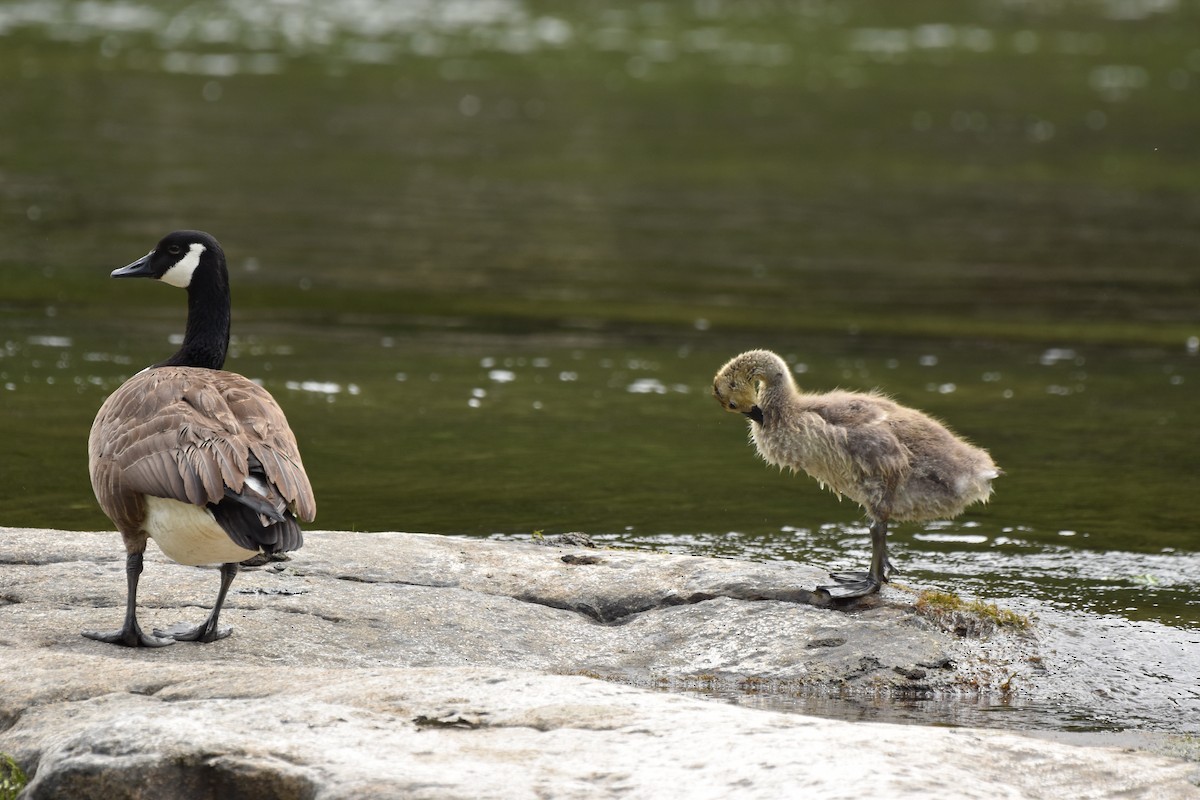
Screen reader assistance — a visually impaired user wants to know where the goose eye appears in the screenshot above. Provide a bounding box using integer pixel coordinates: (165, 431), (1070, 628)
(167, 244), (182, 255)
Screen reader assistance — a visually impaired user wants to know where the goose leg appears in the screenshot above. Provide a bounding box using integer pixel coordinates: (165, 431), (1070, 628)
(83, 552), (176, 647)
(818, 519), (892, 599)
(154, 562), (238, 643)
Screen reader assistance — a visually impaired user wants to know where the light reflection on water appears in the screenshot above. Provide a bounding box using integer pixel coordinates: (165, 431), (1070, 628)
(5, 304), (1200, 738)
(0, 0), (1182, 113)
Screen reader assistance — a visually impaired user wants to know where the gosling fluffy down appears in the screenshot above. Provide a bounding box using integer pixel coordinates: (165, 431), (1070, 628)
(713, 349), (998, 598)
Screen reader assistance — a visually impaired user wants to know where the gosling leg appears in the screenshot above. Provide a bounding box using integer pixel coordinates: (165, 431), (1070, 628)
(154, 562), (239, 643)
(82, 551), (176, 647)
(818, 519), (892, 599)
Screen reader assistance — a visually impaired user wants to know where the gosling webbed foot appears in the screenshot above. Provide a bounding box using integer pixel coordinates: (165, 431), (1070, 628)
(83, 625), (176, 648)
(816, 576), (882, 600)
(828, 555), (896, 588)
(153, 620), (233, 643)
(828, 570), (872, 584)
(821, 559), (890, 599)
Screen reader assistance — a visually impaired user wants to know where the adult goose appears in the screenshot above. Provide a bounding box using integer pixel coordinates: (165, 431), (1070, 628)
(713, 349), (998, 599)
(86, 230), (316, 647)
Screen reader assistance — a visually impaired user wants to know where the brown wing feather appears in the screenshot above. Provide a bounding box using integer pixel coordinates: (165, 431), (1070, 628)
(220, 381), (317, 522)
(89, 367), (316, 531)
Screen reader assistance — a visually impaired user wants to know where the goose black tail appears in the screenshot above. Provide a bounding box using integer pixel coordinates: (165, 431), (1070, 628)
(210, 498), (304, 554)
(210, 453), (304, 554)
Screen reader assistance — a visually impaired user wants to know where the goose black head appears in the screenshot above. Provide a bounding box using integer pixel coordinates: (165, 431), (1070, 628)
(113, 230), (231, 370)
(112, 230), (224, 289)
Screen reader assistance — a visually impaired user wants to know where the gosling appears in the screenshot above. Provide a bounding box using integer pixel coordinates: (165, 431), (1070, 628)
(713, 349), (999, 599)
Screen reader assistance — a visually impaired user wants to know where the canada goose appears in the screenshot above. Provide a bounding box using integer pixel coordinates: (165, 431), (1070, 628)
(713, 349), (998, 599)
(86, 230), (316, 647)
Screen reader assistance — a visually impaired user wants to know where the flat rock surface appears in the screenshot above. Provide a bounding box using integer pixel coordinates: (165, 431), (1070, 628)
(1, 526), (1197, 799)
(1, 528), (1024, 692)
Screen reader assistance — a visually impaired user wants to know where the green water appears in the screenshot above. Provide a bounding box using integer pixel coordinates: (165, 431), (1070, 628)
(1, 0), (1199, 733)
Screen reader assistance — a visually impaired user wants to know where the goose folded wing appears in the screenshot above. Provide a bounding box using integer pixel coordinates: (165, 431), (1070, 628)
(102, 376), (250, 506)
(95, 368), (314, 521)
(246, 446), (313, 522)
(215, 377), (317, 522)
(115, 423), (250, 507)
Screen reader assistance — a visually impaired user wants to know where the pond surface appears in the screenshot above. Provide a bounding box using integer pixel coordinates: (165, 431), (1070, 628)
(1, 0), (1199, 740)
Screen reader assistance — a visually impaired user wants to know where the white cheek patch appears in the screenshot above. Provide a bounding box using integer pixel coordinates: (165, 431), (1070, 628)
(160, 243), (207, 288)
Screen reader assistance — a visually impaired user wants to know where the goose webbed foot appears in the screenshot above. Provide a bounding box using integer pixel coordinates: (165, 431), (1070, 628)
(153, 620), (232, 643)
(83, 624), (176, 648)
(239, 551), (290, 568)
(154, 561), (239, 643)
(83, 551), (176, 647)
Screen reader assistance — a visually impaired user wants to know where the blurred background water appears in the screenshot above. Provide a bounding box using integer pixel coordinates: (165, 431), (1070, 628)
(1, 0), (1198, 737)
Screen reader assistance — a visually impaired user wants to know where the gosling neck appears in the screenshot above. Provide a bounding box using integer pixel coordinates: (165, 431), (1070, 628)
(748, 351), (798, 409)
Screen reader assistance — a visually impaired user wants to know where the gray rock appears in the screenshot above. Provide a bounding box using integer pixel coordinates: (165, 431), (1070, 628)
(0, 526), (1196, 798)
(0, 528), (1024, 691)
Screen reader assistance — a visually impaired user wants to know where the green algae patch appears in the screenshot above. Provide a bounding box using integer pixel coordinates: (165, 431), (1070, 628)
(0, 754), (27, 800)
(914, 589), (1032, 638)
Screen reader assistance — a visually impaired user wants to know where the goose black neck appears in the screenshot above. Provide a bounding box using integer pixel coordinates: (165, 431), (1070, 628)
(156, 253), (230, 370)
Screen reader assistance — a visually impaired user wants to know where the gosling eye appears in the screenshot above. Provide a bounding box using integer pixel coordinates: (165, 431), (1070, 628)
(728, 401), (738, 409)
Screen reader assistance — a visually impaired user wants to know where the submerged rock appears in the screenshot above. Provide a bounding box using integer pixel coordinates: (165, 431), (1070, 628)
(0, 527), (1195, 798)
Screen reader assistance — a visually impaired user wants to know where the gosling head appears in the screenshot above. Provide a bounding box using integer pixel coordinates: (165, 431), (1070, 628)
(712, 363), (765, 425)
